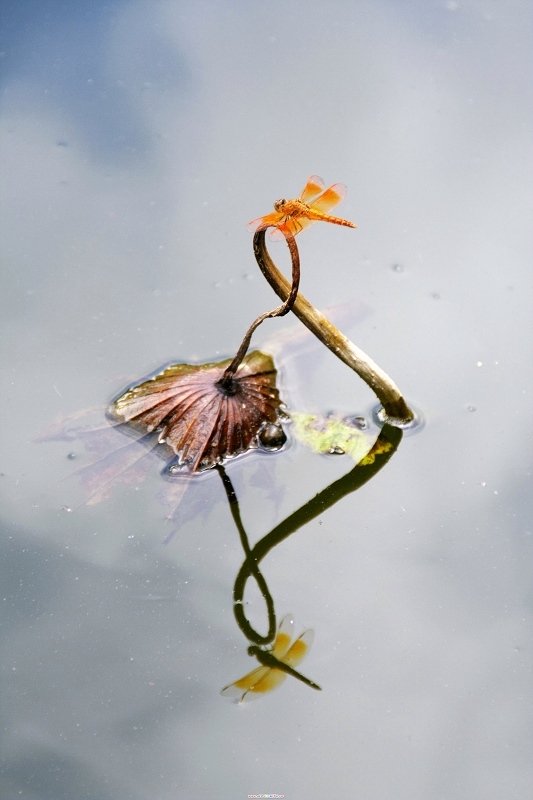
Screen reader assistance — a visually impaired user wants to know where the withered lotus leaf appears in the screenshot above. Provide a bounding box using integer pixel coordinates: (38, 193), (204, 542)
(110, 350), (283, 472)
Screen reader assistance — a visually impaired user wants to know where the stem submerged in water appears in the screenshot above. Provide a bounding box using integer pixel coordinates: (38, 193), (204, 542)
(253, 229), (414, 425)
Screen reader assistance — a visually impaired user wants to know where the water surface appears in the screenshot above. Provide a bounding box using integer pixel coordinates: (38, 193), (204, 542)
(1, 2), (531, 798)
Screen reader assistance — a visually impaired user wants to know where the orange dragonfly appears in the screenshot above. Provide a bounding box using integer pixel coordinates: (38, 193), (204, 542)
(247, 174), (356, 241)
(221, 614), (321, 702)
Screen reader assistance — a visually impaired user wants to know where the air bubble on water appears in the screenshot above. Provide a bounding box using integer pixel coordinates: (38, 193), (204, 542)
(259, 423), (287, 451)
(344, 415), (368, 430)
(467, 405), (476, 412)
(67, 452), (76, 460)
(327, 446), (345, 455)
(392, 263), (404, 273)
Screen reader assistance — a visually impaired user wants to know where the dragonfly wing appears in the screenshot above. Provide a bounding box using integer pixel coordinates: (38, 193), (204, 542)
(272, 217), (320, 239)
(249, 668), (287, 695)
(221, 666), (287, 700)
(271, 614), (295, 659)
(268, 219), (313, 241)
(269, 227), (287, 242)
(308, 183), (347, 215)
(299, 175), (325, 203)
(247, 212), (284, 233)
(281, 628), (314, 669)
(220, 665), (270, 699)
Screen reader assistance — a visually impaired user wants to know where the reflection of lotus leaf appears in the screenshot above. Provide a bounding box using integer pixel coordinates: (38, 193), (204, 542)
(290, 412), (377, 462)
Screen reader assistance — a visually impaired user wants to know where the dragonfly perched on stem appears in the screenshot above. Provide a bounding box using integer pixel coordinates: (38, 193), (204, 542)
(247, 174), (356, 241)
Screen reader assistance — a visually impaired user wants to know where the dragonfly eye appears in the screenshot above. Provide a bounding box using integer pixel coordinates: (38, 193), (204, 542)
(273, 198), (286, 211)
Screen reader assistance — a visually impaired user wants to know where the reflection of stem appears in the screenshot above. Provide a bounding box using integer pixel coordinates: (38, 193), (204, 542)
(253, 229), (414, 424)
(233, 424), (402, 617)
(219, 228), (300, 389)
(216, 465), (276, 645)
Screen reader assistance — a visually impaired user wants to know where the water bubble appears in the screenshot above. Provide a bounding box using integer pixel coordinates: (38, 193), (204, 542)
(327, 446), (345, 455)
(392, 263), (404, 273)
(467, 405), (476, 412)
(67, 452), (77, 460)
(259, 423), (287, 451)
(344, 415), (368, 430)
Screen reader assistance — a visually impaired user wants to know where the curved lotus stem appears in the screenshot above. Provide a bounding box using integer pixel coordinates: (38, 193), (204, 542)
(253, 229), (414, 425)
(219, 227), (300, 389)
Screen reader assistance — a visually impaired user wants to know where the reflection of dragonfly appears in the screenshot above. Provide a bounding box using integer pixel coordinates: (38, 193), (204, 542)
(247, 175), (356, 241)
(221, 614), (321, 701)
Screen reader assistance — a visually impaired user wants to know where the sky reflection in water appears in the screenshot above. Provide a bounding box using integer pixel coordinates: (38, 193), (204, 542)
(1, 1), (532, 799)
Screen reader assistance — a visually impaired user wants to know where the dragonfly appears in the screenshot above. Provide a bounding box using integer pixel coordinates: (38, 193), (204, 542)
(247, 174), (356, 241)
(221, 614), (321, 702)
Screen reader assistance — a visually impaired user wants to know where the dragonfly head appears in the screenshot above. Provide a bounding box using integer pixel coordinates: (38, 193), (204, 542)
(247, 645), (261, 657)
(273, 198), (286, 211)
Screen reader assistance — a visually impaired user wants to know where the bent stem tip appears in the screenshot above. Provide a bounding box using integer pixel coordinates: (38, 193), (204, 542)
(218, 226), (300, 390)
